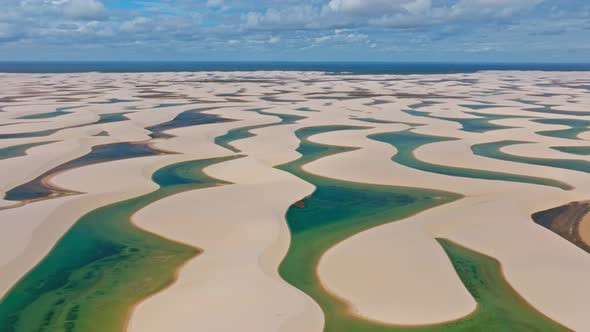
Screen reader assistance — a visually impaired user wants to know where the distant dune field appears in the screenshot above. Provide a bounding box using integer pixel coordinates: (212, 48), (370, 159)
(0, 70), (589, 332)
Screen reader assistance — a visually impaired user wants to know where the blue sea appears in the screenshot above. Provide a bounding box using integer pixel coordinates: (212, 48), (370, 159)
(0, 62), (589, 74)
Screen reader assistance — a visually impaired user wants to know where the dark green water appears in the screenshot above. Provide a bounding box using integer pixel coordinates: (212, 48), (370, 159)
(296, 107), (319, 112)
(0, 128), (61, 140)
(533, 118), (590, 140)
(259, 96), (305, 103)
(0, 112), (130, 140)
(403, 110), (528, 133)
(18, 107), (77, 120)
(95, 112), (129, 124)
(525, 106), (590, 117)
(153, 103), (194, 109)
(367, 99), (391, 106)
(352, 117), (397, 124)
(459, 104), (505, 110)
(408, 101), (439, 109)
(514, 99), (590, 117)
(471, 141), (590, 175)
(369, 130), (571, 190)
(352, 117), (425, 127)
(91, 98), (138, 104)
(0, 122), (29, 128)
(0, 141), (57, 161)
(146, 107), (232, 139)
(5, 142), (165, 202)
(215, 109), (305, 152)
(551, 146), (590, 156)
(276, 126), (569, 332)
(0, 155), (239, 332)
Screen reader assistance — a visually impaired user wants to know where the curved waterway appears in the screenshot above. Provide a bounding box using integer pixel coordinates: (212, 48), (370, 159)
(551, 146), (590, 156)
(215, 109), (305, 152)
(403, 110), (528, 133)
(91, 98), (138, 104)
(533, 118), (590, 140)
(514, 99), (590, 117)
(351, 117), (397, 124)
(459, 104), (505, 110)
(471, 141), (590, 175)
(0, 155), (240, 332)
(354, 116), (427, 127)
(297, 107), (319, 112)
(0, 141), (57, 161)
(276, 126), (568, 331)
(5, 142), (167, 202)
(0, 112), (131, 140)
(17, 107), (78, 120)
(146, 107), (233, 139)
(369, 130), (571, 190)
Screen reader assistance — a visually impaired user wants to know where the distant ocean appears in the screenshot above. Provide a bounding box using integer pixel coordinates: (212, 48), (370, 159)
(1, 62), (589, 74)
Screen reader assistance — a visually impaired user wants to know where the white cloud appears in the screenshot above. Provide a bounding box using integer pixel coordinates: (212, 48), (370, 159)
(313, 30), (370, 46)
(241, 6), (318, 30)
(207, 0), (224, 7)
(449, 0), (543, 18)
(61, 0), (106, 20)
(120, 17), (151, 33)
(206, 0), (229, 10)
(0, 0), (586, 62)
(324, 0), (432, 16)
(403, 0), (431, 15)
(322, 0), (543, 28)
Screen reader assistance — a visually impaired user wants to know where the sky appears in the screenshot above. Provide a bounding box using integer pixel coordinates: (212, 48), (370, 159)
(0, 0), (589, 62)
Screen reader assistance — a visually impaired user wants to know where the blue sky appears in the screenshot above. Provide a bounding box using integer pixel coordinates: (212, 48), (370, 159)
(0, 0), (589, 62)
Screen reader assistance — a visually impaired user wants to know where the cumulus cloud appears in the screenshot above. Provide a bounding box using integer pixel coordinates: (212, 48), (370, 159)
(60, 0), (106, 20)
(207, 0), (224, 7)
(0, 0), (587, 61)
(120, 17), (151, 33)
(322, 0), (545, 28)
(268, 36), (281, 44)
(449, 0), (543, 19)
(325, 0), (432, 16)
(207, 0), (229, 11)
(307, 29), (375, 50)
(241, 5), (318, 30)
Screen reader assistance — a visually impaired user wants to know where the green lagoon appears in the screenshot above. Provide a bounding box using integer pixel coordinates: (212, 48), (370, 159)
(0, 155), (239, 332)
(215, 109), (305, 152)
(146, 107), (233, 139)
(277, 126), (568, 331)
(0, 112), (131, 140)
(403, 109), (529, 133)
(17, 107), (79, 120)
(0, 141), (56, 161)
(369, 130), (571, 190)
(551, 146), (590, 156)
(472, 141), (590, 175)
(5, 142), (165, 202)
(533, 118), (590, 140)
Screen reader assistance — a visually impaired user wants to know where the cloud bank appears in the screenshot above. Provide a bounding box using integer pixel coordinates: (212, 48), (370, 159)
(0, 0), (588, 61)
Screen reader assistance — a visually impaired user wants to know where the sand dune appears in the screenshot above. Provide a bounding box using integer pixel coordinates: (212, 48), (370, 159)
(0, 71), (589, 332)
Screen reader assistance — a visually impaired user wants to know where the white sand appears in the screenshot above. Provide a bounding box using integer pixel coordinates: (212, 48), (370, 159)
(0, 70), (589, 332)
